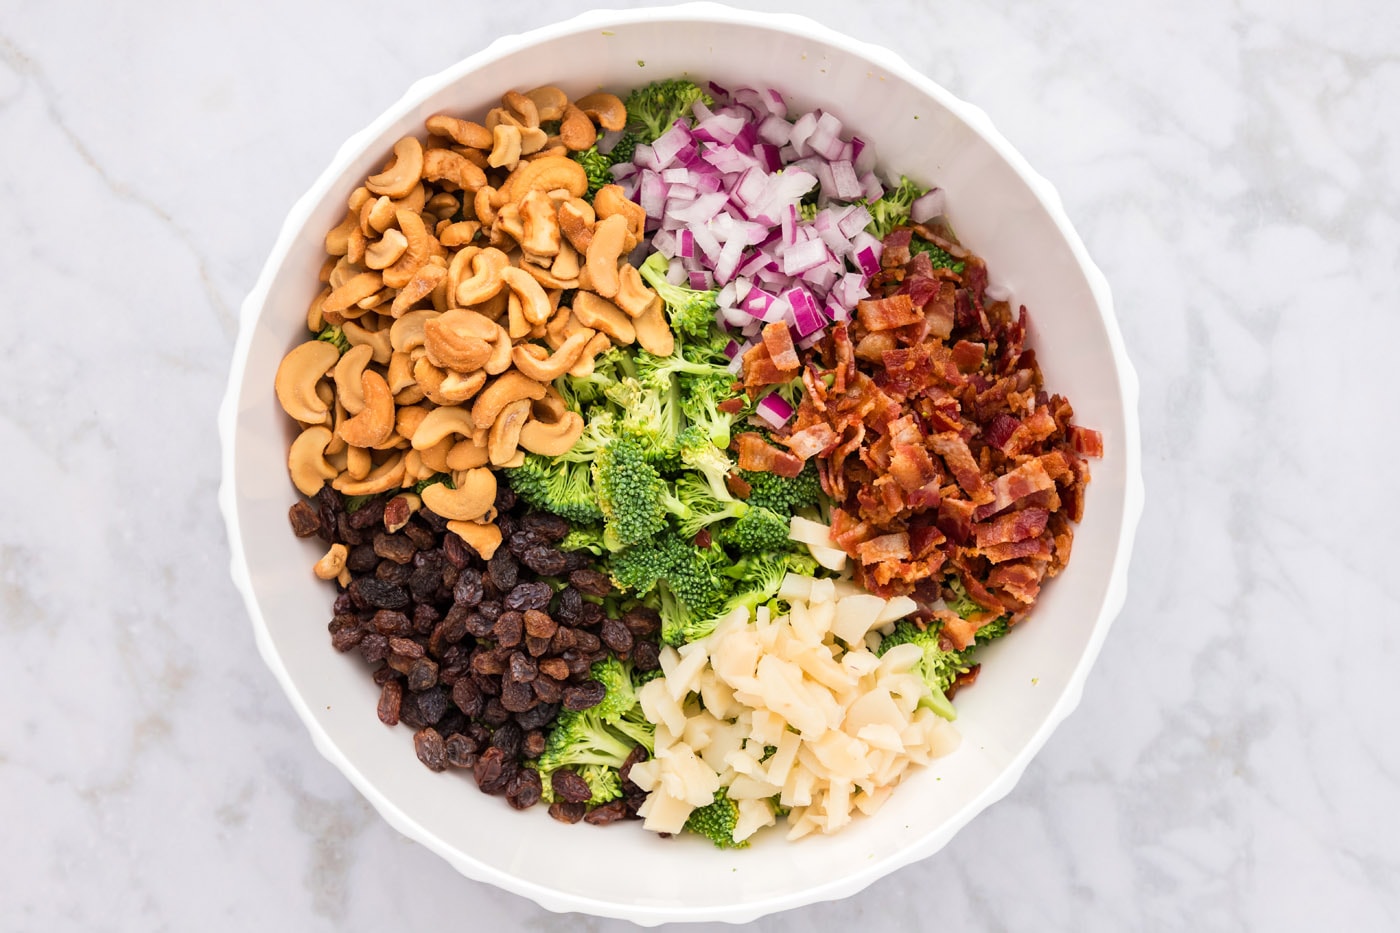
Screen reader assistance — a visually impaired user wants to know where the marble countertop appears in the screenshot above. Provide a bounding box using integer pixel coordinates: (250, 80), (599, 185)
(4, 0), (1398, 929)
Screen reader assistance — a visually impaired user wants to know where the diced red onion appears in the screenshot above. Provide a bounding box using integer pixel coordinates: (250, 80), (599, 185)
(859, 171), (884, 202)
(782, 237), (828, 276)
(909, 188), (945, 224)
(690, 270), (713, 290)
(755, 393), (795, 428)
(639, 172), (666, 219)
(829, 160), (862, 200)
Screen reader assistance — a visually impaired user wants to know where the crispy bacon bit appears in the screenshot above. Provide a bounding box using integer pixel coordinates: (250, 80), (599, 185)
(857, 294), (922, 331)
(733, 432), (804, 477)
(927, 432), (993, 504)
(761, 320), (800, 371)
(936, 497), (976, 546)
(782, 423), (839, 459)
(946, 664), (981, 698)
(951, 340), (986, 373)
(725, 471), (752, 500)
(1069, 425), (1104, 458)
(856, 532), (911, 564)
(890, 441), (939, 492)
(988, 562), (1044, 604)
(975, 458), (1057, 519)
(984, 413), (1021, 451)
(977, 537), (1053, 564)
(907, 522), (946, 559)
(935, 608), (980, 651)
(742, 343), (796, 392)
(717, 396), (745, 415)
(974, 508), (1050, 548)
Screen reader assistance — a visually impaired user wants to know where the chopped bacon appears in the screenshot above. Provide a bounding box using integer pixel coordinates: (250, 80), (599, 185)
(856, 532), (911, 564)
(881, 228), (913, 266)
(725, 472), (752, 500)
(907, 522), (946, 559)
(890, 441), (939, 492)
(857, 294), (922, 331)
(782, 423), (839, 459)
(987, 562), (1045, 604)
(946, 664), (981, 698)
(984, 413), (1021, 451)
(974, 457), (1057, 519)
(761, 321), (800, 371)
(958, 572), (1010, 613)
(935, 608), (979, 651)
(977, 536), (1053, 564)
(1069, 425), (1104, 458)
(906, 481), (942, 510)
(951, 340), (986, 373)
(974, 507), (1050, 547)
(924, 281), (957, 341)
(717, 397), (745, 415)
(936, 497), (976, 546)
(927, 432), (993, 504)
(742, 344), (795, 391)
(733, 432), (804, 477)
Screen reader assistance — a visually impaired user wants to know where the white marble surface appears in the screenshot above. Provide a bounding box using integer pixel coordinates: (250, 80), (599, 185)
(4, 0), (1398, 929)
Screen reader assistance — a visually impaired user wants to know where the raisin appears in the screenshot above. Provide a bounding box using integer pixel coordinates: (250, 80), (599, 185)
(619, 745), (648, 792)
(453, 569), (484, 607)
(560, 550), (590, 573)
(584, 800), (628, 825)
(336, 514), (364, 546)
(346, 544), (380, 573)
(348, 497), (386, 529)
(515, 701), (559, 731)
(473, 746), (507, 792)
(550, 627), (578, 654)
(507, 530), (543, 559)
(288, 501), (322, 538)
(388, 636), (424, 659)
(415, 687), (449, 725)
(572, 630), (601, 654)
(579, 602), (606, 628)
(372, 610), (413, 637)
(490, 721), (523, 758)
(568, 568), (611, 596)
(409, 565), (442, 603)
(371, 665), (400, 687)
(520, 546), (568, 576)
(551, 769), (593, 804)
(522, 729), (546, 759)
(632, 640), (661, 671)
(623, 606), (661, 636)
(444, 733), (479, 768)
(504, 582), (553, 612)
(473, 671), (501, 697)
(556, 588), (583, 625)
(462, 611), (493, 639)
(562, 680), (605, 711)
(436, 708), (467, 738)
(429, 615), (468, 657)
(373, 532), (416, 565)
(507, 652), (537, 683)
(506, 768), (542, 810)
(349, 577), (410, 611)
(494, 484), (518, 513)
(500, 678), (537, 713)
(412, 603), (440, 637)
(452, 678), (484, 718)
(481, 697), (511, 726)
(523, 609), (557, 639)
(443, 532), (471, 569)
(330, 626), (363, 652)
(375, 560), (413, 586)
(600, 619), (634, 654)
(477, 600), (502, 624)
(564, 653), (593, 678)
(377, 680), (403, 726)
(532, 676), (564, 705)
(414, 727), (447, 772)
(548, 801), (587, 824)
(538, 657), (570, 681)
(402, 520), (436, 552)
(471, 650), (506, 677)
(520, 512), (569, 541)
(358, 633), (390, 663)
(417, 508), (450, 533)
(333, 591), (353, 615)
(487, 549), (519, 592)
(407, 657), (439, 691)
(466, 722), (491, 747)
(398, 692), (426, 729)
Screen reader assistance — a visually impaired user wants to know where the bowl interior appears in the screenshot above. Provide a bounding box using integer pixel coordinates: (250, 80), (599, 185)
(226, 8), (1133, 922)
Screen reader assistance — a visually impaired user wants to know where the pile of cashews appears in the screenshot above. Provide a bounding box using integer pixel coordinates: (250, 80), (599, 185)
(276, 85), (672, 562)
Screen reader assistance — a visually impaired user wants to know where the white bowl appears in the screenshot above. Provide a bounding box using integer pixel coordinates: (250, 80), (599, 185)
(219, 3), (1143, 924)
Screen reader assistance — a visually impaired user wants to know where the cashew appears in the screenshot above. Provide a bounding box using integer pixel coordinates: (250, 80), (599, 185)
(502, 90), (540, 127)
(500, 265), (552, 326)
(323, 271), (383, 313)
(488, 124), (523, 170)
(386, 349), (416, 395)
(519, 410), (586, 456)
(574, 92), (627, 132)
(394, 384), (425, 406)
(524, 85), (569, 122)
(332, 344), (374, 414)
(325, 211), (359, 256)
(613, 263), (657, 318)
(471, 371), (548, 429)
(485, 324), (513, 375)
(337, 371), (395, 447)
(571, 291), (636, 344)
(497, 155), (587, 204)
(455, 247), (510, 306)
(439, 221), (480, 248)
(313, 543), (348, 580)
(419, 435), (454, 473)
(517, 256), (577, 291)
(424, 314), (492, 372)
(389, 308), (439, 353)
(557, 200), (595, 256)
(446, 435), (490, 470)
(634, 297), (675, 357)
(558, 103), (597, 151)
(493, 203), (525, 246)
(345, 227), (367, 266)
(342, 319), (392, 364)
(474, 187), (498, 228)
(422, 148), (487, 192)
(382, 209), (431, 289)
(391, 183), (426, 215)
(333, 451), (406, 495)
(488, 398), (532, 467)
(443, 245), (478, 309)
(345, 443), (372, 480)
(518, 188), (561, 257)
(389, 257), (447, 318)
(425, 191), (460, 217)
(275, 340), (340, 424)
(365, 196), (397, 234)
(414, 356), (482, 405)
(545, 308), (579, 349)
(506, 291), (529, 340)
(550, 241), (580, 281)
(440, 369), (487, 401)
(485, 106), (524, 131)
(568, 332), (613, 378)
(362, 228), (407, 271)
(511, 330), (594, 382)
(533, 386), (568, 422)
(307, 287), (330, 332)
(447, 519), (503, 560)
(519, 126), (549, 155)
(425, 114), (493, 149)
(594, 184), (646, 248)
(421, 467), (496, 521)
(288, 425), (340, 495)
(584, 214), (629, 298)
(395, 404), (430, 440)
(366, 137), (424, 199)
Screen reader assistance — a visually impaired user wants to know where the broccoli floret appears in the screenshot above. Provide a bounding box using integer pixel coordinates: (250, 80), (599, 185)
(536, 705), (639, 774)
(605, 376), (684, 464)
(685, 789), (748, 849)
(677, 375), (739, 451)
(865, 175), (925, 239)
(559, 524), (608, 556)
(505, 454), (604, 525)
(571, 146), (614, 200)
(557, 346), (633, 411)
(589, 655), (639, 723)
(798, 201), (819, 222)
(909, 236), (966, 275)
(741, 458), (823, 516)
(875, 621), (966, 721)
(538, 763), (623, 807)
(639, 251), (718, 340)
(605, 131), (640, 165)
(593, 434), (692, 547)
(608, 540), (674, 595)
(721, 551), (817, 616)
(534, 657), (654, 806)
(623, 78), (714, 143)
(316, 323), (351, 353)
(721, 505), (792, 555)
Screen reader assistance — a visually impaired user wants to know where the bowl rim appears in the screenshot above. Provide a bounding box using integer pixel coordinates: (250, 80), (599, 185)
(218, 2), (1144, 924)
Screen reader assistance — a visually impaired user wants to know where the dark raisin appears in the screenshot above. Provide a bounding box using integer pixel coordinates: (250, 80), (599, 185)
(623, 606), (661, 636)
(388, 636), (424, 659)
(487, 612), (520, 649)
(481, 697), (511, 726)
(572, 630), (601, 654)
(525, 634), (551, 657)
(548, 801), (587, 824)
(452, 678), (484, 718)
(522, 609), (557, 639)
(443, 532), (471, 569)
(336, 513), (365, 546)
(462, 611), (493, 639)
(562, 680), (605, 711)
(348, 497), (386, 529)
(373, 532), (416, 565)
(504, 582), (553, 612)
(375, 560), (413, 586)
(550, 627), (578, 654)
(358, 633), (390, 663)
(507, 652), (537, 683)
(288, 501), (322, 537)
(444, 733), (479, 768)
(584, 800), (628, 825)
(568, 568), (611, 596)
(532, 676), (564, 705)
(515, 701), (560, 731)
(538, 657), (570, 681)
(414, 727), (446, 772)
(409, 565), (441, 603)
(373, 610), (413, 637)
(579, 602), (606, 628)
(417, 509), (450, 534)
(507, 530), (543, 558)
(490, 721), (523, 758)
(349, 577), (410, 611)
(551, 769), (593, 804)
(333, 591), (354, 614)
(560, 550), (590, 573)
(472, 671), (501, 697)
(315, 488), (341, 543)
(520, 546), (568, 576)
(415, 687), (449, 725)
(398, 691), (426, 729)
(506, 768), (542, 809)
(522, 729), (546, 759)
(555, 588), (583, 625)
(520, 511), (569, 541)
(402, 520), (436, 552)
(412, 603), (440, 637)
(632, 640), (661, 671)
(346, 544), (379, 573)
(500, 678), (537, 713)
(371, 665), (400, 687)
(429, 615), (468, 657)
(477, 600), (502, 624)
(407, 657), (439, 691)
(473, 746), (507, 792)
(330, 626), (363, 652)
(377, 680), (403, 726)
(466, 722), (491, 747)
(494, 483), (518, 513)
(487, 549), (519, 591)
(600, 618), (634, 654)
(436, 708), (467, 738)
(619, 745), (648, 791)
(471, 650), (505, 677)
(564, 653), (593, 678)
(453, 569), (484, 606)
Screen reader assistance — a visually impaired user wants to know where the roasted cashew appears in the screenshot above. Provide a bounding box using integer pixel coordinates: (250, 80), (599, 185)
(413, 356), (481, 405)
(488, 398), (532, 467)
(571, 291), (636, 344)
(333, 343), (374, 414)
(395, 404), (430, 441)
(474, 187), (498, 228)
(447, 519), (503, 560)
(424, 314), (492, 372)
(422, 148), (487, 192)
(485, 324), (513, 375)
(275, 340), (340, 424)
(471, 371), (548, 429)
(634, 298), (675, 357)
(519, 188), (561, 257)
(313, 543), (348, 580)
(512, 330), (594, 382)
(422, 467), (496, 521)
(493, 203), (525, 246)
(288, 425), (340, 495)
(558, 103), (597, 151)
(325, 211), (359, 257)
(345, 227), (367, 267)
(585, 214), (629, 299)
(506, 291), (529, 340)
(519, 410), (585, 456)
(391, 183), (426, 215)
(367, 137), (424, 199)
(439, 221), (480, 248)
(455, 247), (510, 307)
(323, 271), (383, 313)
(389, 308), (439, 353)
(497, 155), (587, 204)
(446, 435), (490, 470)
(594, 184), (645, 248)
(488, 124), (523, 170)
(307, 287), (330, 332)
(386, 349), (416, 395)
(568, 332), (613, 378)
(425, 114), (493, 149)
(557, 198), (595, 255)
(341, 319), (392, 364)
(333, 451), (406, 496)
(574, 92), (627, 132)
(613, 263), (657, 318)
(425, 191), (460, 216)
(382, 209), (431, 289)
(550, 241), (580, 281)
(389, 257), (447, 318)
(500, 266), (552, 326)
(365, 195), (398, 234)
(337, 371), (395, 447)
(502, 90), (540, 127)
(364, 228), (408, 270)
(485, 106), (524, 131)
(440, 369), (487, 401)
(524, 85), (568, 122)
(345, 443), (372, 481)
(419, 435), (454, 473)
(545, 308), (580, 349)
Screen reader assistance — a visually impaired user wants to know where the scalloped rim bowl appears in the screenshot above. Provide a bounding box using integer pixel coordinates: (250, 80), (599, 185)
(219, 3), (1143, 924)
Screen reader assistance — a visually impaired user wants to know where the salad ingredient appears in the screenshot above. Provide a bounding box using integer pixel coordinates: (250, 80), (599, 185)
(627, 575), (956, 844)
(623, 79), (714, 143)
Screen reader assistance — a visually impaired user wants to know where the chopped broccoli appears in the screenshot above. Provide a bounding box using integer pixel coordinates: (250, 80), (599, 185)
(623, 78), (714, 143)
(605, 131), (640, 165)
(411, 472), (451, 495)
(875, 621), (966, 721)
(588, 655), (639, 723)
(571, 146), (614, 199)
(606, 375), (684, 463)
(559, 523), (608, 556)
(720, 505), (792, 555)
(316, 323), (350, 353)
(677, 376), (739, 451)
(909, 236), (966, 275)
(865, 175), (925, 239)
(719, 551), (802, 616)
(593, 435), (672, 547)
(685, 789), (748, 849)
(535, 705), (640, 774)
(741, 458), (823, 516)
(505, 453), (604, 525)
(638, 251), (718, 340)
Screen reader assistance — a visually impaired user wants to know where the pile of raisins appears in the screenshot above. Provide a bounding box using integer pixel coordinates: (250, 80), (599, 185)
(288, 483), (659, 822)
